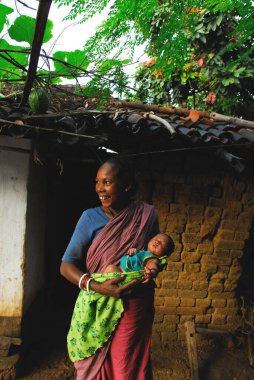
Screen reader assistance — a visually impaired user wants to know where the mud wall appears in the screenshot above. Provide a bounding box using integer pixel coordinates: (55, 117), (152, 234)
(135, 152), (254, 344)
(0, 136), (46, 338)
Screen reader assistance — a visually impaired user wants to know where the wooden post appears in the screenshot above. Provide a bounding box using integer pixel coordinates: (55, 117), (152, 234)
(247, 334), (254, 367)
(20, 0), (53, 107)
(185, 321), (199, 380)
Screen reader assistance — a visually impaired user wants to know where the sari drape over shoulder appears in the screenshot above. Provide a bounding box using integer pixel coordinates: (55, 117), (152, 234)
(74, 201), (159, 380)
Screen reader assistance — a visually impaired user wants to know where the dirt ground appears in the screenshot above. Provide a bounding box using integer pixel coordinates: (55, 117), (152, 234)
(1, 303), (254, 380)
(1, 335), (251, 380)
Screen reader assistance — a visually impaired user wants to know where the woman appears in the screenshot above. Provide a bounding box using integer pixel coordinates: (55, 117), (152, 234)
(60, 157), (160, 380)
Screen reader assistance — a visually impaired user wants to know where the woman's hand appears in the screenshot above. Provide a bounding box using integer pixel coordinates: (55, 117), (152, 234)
(90, 275), (138, 298)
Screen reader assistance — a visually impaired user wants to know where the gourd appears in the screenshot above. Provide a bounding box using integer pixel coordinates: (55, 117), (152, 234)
(28, 88), (49, 114)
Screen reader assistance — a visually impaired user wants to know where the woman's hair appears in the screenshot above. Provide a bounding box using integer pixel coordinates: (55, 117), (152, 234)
(104, 156), (138, 196)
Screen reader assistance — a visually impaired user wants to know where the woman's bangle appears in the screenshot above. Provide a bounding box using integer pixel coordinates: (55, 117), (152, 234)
(78, 273), (89, 290)
(86, 277), (93, 293)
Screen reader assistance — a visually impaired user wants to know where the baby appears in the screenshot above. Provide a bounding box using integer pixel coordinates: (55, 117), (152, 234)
(104, 233), (174, 278)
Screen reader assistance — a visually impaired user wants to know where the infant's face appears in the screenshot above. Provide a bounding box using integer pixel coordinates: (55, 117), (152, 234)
(147, 234), (169, 257)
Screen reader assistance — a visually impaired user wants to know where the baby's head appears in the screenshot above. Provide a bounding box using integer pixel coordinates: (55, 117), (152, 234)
(147, 233), (175, 258)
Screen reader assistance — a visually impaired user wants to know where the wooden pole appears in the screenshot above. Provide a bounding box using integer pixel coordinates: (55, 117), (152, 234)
(20, 0), (53, 107)
(111, 100), (254, 129)
(185, 321), (199, 380)
(210, 112), (254, 129)
(111, 100), (209, 118)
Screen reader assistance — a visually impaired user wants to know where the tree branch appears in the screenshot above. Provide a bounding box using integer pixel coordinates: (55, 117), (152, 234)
(16, 0), (37, 11)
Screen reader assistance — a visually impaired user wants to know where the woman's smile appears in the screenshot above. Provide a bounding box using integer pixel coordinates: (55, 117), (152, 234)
(99, 195), (110, 201)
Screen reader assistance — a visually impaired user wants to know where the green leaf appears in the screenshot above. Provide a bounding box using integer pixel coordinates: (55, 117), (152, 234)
(216, 13), (223, 26)
(200, 35), (207, 44)
(98, 58), (130, 72)
(8, 15), (53, 46)
(0, 39), (28, 78)
(234, 67), (246, 77)
(53, 50), (90, 78)
(0, 4), (13, 34)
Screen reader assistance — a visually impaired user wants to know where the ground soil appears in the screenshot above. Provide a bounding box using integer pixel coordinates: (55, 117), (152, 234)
(1, 302), (254, 380)
(1, 335), (251, 380)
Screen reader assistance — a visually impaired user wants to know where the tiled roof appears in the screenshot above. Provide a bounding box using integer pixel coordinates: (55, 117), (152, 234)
(0, 96), (253, 171)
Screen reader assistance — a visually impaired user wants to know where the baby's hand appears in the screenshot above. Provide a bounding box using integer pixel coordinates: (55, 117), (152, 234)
(127, 248), (137, 256)
(142, 266), (156, 283)
(144, 266), (159, 279)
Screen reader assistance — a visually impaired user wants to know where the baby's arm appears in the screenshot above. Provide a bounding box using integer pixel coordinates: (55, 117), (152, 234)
(144, 258), (161, 278)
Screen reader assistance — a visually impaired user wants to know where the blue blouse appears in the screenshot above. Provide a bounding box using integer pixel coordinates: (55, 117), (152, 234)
(62, 207), (109, 268)
(62, 205), (160, 271)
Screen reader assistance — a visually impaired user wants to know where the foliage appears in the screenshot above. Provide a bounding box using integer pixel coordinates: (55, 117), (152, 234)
(55, 0), (254, 75)
(0, 3), (129, 100)
(53, 50), (90, 78)
(0, 0), (254, 117)
(0, 39), (29, 79)
(8, 15), (53, 45)
(54, 0), (254, 118)
(134, 9), (254, 118)
(0, 3), (13, 33)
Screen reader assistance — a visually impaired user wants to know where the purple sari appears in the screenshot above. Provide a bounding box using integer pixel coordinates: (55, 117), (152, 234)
(74, 201), (159, 380)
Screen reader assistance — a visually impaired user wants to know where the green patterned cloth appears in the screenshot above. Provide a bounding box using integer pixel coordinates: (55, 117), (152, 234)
(67, 270), (145, 362)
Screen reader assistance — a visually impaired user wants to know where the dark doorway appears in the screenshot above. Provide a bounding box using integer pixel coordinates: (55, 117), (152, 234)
(18, 159), (100, 378)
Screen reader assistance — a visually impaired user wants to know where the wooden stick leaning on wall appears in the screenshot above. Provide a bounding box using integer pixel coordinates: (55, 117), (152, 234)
(185, 321), (199, 380)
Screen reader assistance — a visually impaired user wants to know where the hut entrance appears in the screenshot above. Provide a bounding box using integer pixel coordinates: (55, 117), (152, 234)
(19, 159), (99, 378)
(45, 159), (99, 335)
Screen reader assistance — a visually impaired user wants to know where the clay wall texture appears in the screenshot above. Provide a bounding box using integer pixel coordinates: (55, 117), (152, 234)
(136, 153), (254, 344)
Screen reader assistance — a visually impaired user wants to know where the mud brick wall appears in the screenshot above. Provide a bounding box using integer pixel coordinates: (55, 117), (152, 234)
(136, 152), (254, 344)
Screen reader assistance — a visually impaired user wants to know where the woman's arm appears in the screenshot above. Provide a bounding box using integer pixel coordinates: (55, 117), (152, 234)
(60, 261), (138, 297)
(60, 262), (84, 286)
(90, 276), (138, 298)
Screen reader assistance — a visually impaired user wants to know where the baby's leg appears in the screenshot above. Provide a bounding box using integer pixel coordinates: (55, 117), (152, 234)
(104, 264), (123, 273)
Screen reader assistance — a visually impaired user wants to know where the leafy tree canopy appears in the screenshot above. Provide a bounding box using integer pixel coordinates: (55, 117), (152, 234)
(53, 0), (254, 117)
(0, 3), (129, 100)
(0, 0), (254, 118)
(55, 0), (254, 75)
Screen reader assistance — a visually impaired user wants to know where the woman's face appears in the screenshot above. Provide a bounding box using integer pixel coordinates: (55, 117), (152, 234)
(95, 163), (127, 210)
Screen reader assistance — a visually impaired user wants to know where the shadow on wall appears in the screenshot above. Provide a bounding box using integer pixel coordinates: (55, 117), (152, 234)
(237, 215), (254, 303)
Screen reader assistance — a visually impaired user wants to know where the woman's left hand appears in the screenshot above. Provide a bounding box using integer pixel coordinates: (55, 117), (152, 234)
(90, 275), (138, 297)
